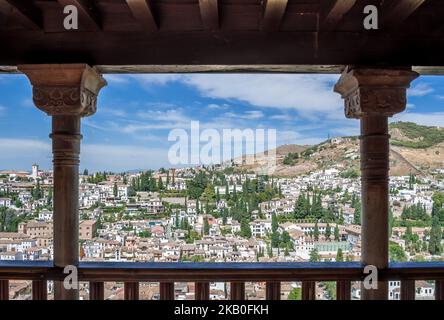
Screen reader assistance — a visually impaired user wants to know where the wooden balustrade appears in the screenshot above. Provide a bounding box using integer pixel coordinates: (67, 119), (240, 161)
(0, 261), (443, 300)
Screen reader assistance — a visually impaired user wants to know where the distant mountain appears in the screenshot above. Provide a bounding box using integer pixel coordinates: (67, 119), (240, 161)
(230, 122), (444, 177)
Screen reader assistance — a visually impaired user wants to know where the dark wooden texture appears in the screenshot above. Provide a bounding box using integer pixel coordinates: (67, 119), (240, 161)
(125, 0), (157, 33)
(261, 0), (288, 31)
(435, 280), (444, 300)
(302, 281), (316, 300)
(230, 282), (245, 300)
(160, 282), (175, 300)
(89, 281), (104, 300)
(0, 0), (43, 29)
(0, 279), (8, 300)
(32, 280), (47, 300)
(336, 280), (351, 300)
(199, 0), (219, 31)
(266, 281), (281, 300)
(195, 282), (210, 300)
(0, 0), (444, 67)
(320, 0), (356, 31)
(401, 280), (415, 300)
(124, 282), (139, 300)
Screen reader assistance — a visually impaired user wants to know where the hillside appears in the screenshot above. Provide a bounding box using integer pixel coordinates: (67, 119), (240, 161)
(231, 122), (444, 177)
(390, 122), (444, 148)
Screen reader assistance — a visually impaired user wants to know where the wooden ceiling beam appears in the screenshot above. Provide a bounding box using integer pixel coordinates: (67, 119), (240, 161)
(57, 0), (102, 31)
(320, 0), (356, 32)
(0, 0), (43, 30)
(199, 0), (219, 31)
(261, 0), (288, 32)
(125, 0), (157, 33)
(382, 0), (427, 29)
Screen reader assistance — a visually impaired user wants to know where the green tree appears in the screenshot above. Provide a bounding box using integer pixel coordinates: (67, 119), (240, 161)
(429, 216), (443, 255)
(158, 177), (164, 190)
(309, 248), (320, 262)
(240, 219), (251, 238)
(336, 248), (344, 262)
(288, 287), (301, 300)
(271, 232), (280, 248)
(325, 223), (331, 240)
(353, 205), (361, 225)
(47, 187), (53, 206)
(271, 213), (278, 233)
(334, 224), (340, 241)
(313, 222), (319, 241)
(32, 180), (43, 200)
(113, 182), (118, 198)
(389, 241), (407, 262)
(203, 218), (210, 235)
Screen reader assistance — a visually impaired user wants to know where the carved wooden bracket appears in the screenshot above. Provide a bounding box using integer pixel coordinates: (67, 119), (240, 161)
(18, 64), (107, 117)
(334, 67), (419, 119)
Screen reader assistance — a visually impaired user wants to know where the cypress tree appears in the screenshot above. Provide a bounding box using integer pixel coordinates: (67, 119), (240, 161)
(325, 223), (331, 240)
(334, 224), (340, 241)
(429, 216), (443, 255)
(336, 248), (344, 262)
(313, 222), (320, 241)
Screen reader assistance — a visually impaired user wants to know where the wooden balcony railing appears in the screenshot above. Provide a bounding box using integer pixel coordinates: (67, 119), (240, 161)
(1, 261), (444, 300)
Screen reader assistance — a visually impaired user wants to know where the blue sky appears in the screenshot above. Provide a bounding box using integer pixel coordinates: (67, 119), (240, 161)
(0, 73), (443, 172)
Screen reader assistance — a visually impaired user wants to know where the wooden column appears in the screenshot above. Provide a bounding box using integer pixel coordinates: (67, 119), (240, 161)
(18, 64), (106, 300)
(335, 67), (418, 300)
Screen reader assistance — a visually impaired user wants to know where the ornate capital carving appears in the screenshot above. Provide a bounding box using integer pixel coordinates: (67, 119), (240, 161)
(18, 64), (107, 117)
(334, 67), (419, 119)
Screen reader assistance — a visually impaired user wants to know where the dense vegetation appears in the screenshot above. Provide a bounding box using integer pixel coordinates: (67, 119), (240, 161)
(390, 122), (444, 148)
(283, 152), (299, 165)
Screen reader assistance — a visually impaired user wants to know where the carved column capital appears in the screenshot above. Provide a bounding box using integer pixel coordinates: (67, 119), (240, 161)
(18, 64), (107, 117)
(334, 67), (419, 119)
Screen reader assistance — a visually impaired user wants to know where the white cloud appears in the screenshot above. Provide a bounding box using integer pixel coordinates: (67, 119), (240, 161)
(130, 74), (182, 86)
(207, 103), (226, 110)
(269, 114), (290, 121)
(122, 74), (343, 115)
(180, 74), (342, 114)
(103, 74), (131, 85)
(99, 108), (127, 117)
(224, 110), (264, 120)
(392, 112), (444, 127)
(136, 109), (190, 123)
(408, 83), (434, 97)
(0, 105), (5, 116)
